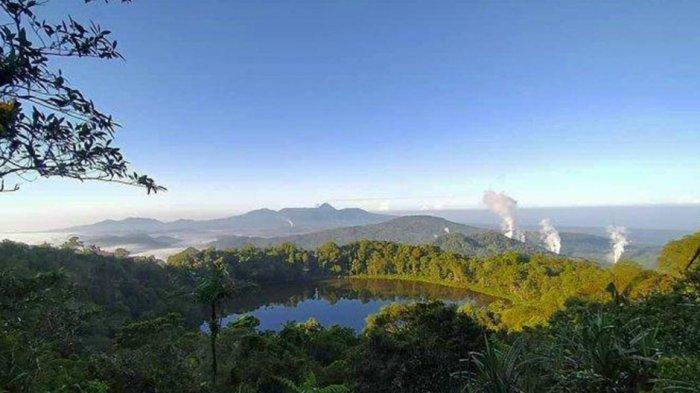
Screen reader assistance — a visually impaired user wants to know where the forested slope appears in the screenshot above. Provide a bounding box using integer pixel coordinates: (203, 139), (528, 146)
(2, 231), (698, 392)
(207, 215), (549, 259)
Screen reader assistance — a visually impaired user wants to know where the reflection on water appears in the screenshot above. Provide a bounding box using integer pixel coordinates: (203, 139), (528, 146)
(213, 278), (493, 332)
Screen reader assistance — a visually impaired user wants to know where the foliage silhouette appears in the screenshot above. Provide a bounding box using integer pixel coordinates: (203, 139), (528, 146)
(0, 0), (161, 192)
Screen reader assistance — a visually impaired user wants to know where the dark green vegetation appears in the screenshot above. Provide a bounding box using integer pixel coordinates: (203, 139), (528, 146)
(64, 210), (674, 267)
(207, 215), (481, 249)
(435, 232), (549, 259)
(209, 216), (546, 258)
(206, 215), (667, 266)
(172, 238), (666, 329)
(1, 231), (698, 392)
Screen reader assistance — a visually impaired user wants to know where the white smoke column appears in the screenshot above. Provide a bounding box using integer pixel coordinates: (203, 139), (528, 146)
(606, 226), (629, 263)
(539, 218), (561, 254)
(286, 219), (295, 228)
(444, 227), (450, 234)
(482, 190), (525, 242)
(378, 201), (391, 212)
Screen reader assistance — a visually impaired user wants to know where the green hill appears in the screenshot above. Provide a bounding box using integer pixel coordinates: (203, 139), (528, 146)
(209, 215), (484, 249)
(434, 232), (549, 258)
(208, 215), (552, 258)
(207, 215), (665, 265)
(522, 231), (661, 268)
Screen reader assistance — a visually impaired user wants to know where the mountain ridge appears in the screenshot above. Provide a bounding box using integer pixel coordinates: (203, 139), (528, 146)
(55, 204), (394, 237)
(207, 215), (550, 258)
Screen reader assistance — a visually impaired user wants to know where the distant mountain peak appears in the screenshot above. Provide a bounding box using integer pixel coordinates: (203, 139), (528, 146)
(125, 217), (162, 222)
(90, 217), (162, 225)
(240, 208), (279, 217)
(96, 219), (116, 224)
(57, 203), (392, 236)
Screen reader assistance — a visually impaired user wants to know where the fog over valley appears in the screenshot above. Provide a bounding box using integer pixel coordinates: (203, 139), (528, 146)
(4, 202), (697, 268)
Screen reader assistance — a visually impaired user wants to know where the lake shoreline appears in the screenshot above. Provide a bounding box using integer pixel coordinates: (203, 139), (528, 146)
(339, 274), (512, 302)
(211, 276), (495, 332)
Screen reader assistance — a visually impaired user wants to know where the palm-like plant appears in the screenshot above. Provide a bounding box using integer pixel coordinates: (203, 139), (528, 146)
(457, 336), (533, 393)
(277, 373), (350, 393)
(550, 312), (659, 391)
(195, 256), (237, 385)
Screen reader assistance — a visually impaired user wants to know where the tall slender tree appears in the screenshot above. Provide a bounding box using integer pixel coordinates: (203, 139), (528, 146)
(195, 256), (237, 385)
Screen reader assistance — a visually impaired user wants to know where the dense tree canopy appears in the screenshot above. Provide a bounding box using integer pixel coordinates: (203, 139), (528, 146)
(657, 230), (700, 277)
(168, 239), (668, 330)
(1, 233), (698, 392)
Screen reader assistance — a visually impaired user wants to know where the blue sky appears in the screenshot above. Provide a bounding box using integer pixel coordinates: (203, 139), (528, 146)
(3, 0), (700, 230)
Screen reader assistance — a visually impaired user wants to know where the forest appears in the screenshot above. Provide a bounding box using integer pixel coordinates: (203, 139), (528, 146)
(2, 0), (699, 391)
(1, 231), (699, 392)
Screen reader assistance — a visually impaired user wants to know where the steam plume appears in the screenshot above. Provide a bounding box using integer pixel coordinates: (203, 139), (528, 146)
(378, 201), (391, 212)
(606, 226), (629, 263)
(482, 190), (525, 242)
(539, 218), (561, 254)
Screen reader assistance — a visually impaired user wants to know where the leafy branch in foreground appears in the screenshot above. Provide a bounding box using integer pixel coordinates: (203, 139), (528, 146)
(0, 0), (163, 193)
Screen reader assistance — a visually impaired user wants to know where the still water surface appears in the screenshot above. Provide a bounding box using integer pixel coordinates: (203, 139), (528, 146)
(212, 278), (493, 332)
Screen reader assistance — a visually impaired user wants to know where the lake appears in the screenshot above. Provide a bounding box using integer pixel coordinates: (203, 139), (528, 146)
(209, 278), (493, 332)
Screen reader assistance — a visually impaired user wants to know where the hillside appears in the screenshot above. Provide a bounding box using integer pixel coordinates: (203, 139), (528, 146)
(57, 213), (663, 266)
(434, 232), (549, 258)
(208, 215), (486, 250)
(207, 215), (553, 258)
(3, 234), (696, 393)
(206, 215), (661, 264)
(57, 203), (392, 237)
(521, 232), (661, 268)
(63, 217), (167, 233)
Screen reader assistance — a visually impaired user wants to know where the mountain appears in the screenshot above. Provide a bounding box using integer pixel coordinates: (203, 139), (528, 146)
(207, 215), (657, 264)
(549, 232), (660, 268)
(399, 205), (700, 232)
(65, 217), (168, 234)
(58, 208), (666, 267)
(56, 204), (393, 237)
(273, 215), (485, 249)
(433, 232), (549, 259)
(209, 215), (521, 253)
(514, 231), (660, 268)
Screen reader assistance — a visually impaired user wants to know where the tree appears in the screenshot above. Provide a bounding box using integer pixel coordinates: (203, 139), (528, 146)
(0, 269), (105, 391)
(351, 302), (486, 393)
(111, 313), (202, 392)
(195, 256), (237, 385)
(61, 235), (83, 251)
(658, 231), (700, 277)
(113, 247), (130, 258)
(317, 242), (343, 273)
(0, 0), (162, 193)
(684, 244), (700, 272)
